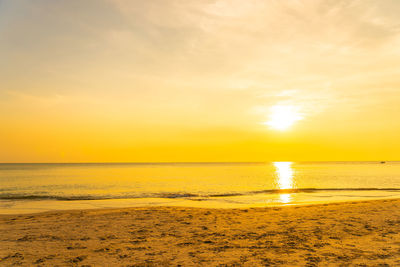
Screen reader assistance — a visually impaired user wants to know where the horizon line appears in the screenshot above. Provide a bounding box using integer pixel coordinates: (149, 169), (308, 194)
(0, 160), (397, 164)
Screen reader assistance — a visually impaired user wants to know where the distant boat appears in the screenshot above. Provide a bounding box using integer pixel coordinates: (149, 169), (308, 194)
(380, 161), (386, 164)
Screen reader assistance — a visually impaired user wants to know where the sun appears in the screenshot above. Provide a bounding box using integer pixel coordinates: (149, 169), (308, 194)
(264, 105), (303, 131)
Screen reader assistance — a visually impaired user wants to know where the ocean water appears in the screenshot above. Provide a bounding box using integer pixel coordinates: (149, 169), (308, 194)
(1, 162), (400, 214)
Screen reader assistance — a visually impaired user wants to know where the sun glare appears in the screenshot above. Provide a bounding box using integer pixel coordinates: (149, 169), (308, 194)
(274, 162), (294, 190)
(265, 105), (303, 131)
(274, 162), (295, 203)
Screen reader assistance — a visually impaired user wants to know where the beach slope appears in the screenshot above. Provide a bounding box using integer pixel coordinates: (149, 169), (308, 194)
(1, 199), (400, 266)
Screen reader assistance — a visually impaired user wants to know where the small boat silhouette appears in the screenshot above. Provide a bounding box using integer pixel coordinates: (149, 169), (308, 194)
(380, 161), (386, 164)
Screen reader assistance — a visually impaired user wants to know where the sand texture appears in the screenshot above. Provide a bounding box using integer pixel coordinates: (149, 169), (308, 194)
(2, 199), (400, 266)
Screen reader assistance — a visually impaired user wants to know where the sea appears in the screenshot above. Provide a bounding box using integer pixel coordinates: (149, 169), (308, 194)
(1, 161), (400, 214)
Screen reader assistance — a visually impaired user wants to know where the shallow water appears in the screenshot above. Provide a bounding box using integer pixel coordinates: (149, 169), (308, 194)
(1, 162), (400, 213)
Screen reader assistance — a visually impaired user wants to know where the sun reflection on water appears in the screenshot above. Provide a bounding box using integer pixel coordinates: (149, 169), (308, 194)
(273, 162), (295, 203)
(279, 193), (291, 203)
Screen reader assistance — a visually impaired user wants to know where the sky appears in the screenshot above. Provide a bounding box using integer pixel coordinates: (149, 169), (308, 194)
(1, 0), (400, 162)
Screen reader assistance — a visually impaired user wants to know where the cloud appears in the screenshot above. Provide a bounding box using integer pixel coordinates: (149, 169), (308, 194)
(2, 0), (400, 125)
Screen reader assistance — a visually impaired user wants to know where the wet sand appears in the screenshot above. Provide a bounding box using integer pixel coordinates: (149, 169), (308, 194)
(1, 199), (400, 266)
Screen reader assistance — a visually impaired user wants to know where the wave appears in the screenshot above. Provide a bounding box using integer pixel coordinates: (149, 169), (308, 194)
(249, 188), (400, 194)
(0, 193), (201, 201)
(2, 188), (400, 201)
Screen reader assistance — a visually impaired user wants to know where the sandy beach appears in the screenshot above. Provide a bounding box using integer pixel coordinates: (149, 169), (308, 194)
(1, 199), (400, 266)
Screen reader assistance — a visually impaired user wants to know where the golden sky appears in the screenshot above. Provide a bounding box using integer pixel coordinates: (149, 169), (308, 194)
(1, 0), (400, 162)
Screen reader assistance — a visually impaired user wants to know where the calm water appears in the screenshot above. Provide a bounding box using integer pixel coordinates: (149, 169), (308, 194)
(1, 162), (400, 214)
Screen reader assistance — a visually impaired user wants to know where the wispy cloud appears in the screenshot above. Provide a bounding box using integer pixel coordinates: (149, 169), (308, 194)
(1, 0), (400, 125)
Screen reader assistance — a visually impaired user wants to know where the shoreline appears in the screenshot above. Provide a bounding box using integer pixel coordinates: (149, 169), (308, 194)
(1, 196), (399, 216)
(2, 198), (400, 265)
(2, 193), (400, 215)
